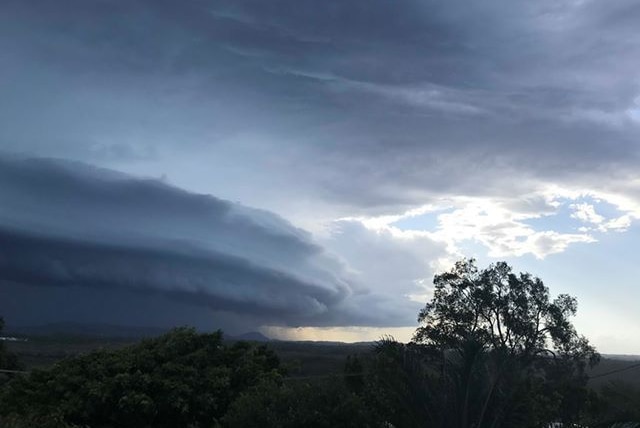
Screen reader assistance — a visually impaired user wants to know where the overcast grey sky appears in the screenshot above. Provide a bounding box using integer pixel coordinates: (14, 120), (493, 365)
(2, 0), (640, 352)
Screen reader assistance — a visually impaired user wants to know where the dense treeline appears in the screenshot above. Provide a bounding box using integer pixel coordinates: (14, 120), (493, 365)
(0, 326), (382, 427)
(1, 327), (639, 427)
(0, 327), (282, 427)
(1, 260), (640, 427)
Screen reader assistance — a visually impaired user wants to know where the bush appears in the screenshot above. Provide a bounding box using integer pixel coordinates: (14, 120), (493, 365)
(223, 378), (384, 428)
(0, 328), (281, 428)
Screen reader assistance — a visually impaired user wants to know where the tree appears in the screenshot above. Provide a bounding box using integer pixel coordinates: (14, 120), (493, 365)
(0, 328), (282, 427)
(223, 378), (383, 428)
(344, 354), (365, 394)
(414, 259), (597, 361)
(588, 381), (640, 426)
(0, 317), (21, 373)
(410, 259), (600, 427)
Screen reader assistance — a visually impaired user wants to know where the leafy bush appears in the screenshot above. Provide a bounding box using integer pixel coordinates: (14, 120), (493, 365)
(223, 378), (383, 428)
(0, 327), (281, 427)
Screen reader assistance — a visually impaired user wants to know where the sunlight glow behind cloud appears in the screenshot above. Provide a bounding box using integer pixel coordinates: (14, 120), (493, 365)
(339, 185), (640, 260)
(3, 0), (640, 352)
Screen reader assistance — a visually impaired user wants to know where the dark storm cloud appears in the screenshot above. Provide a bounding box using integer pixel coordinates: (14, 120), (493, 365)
(2, 0), (640, 348)
(0, 227), (339, 321)
(3, 0), (640, 216)
(0, 155), (420, 327)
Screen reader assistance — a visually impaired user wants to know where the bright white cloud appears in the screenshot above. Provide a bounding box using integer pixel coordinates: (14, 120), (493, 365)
(338, 185), (640, 260)
(570, 203), (604, 224)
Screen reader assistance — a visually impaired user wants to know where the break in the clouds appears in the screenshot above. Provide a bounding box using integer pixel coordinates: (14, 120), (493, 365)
(345, 189), (639, 260)
(2, 0), (640, 349)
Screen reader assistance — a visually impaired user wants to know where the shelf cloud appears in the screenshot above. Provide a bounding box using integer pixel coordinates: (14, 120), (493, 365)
(0, 156), (422, 328)
(2, 0), (640, 348)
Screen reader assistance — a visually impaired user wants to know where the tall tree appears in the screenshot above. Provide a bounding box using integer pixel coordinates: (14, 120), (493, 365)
(370, 259), (600, 428)
(414, 259), (597, 364)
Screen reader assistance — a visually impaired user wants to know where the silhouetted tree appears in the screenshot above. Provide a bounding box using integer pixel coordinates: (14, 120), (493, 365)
(414, 259), (598, 360)
(411, 259), (600, 427)
(361, 260), (600, 428)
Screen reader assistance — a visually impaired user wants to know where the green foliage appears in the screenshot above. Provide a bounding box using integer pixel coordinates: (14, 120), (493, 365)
(344, 354), (365, 394)
(414, 259), (598, 364)
(0, 327), (281, 427)
(361, 339), (435, 428)
(3, 258), (639, 428)
(223, 378), (383, 428)
(365, 259), (601, 428)
(0, 412), (78, 428)
(589, 381), (640, 427)
(0, 317), (22, 372)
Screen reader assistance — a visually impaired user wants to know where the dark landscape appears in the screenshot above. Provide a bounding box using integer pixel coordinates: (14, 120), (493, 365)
(3, 323), (640, 383)
(2, 261), (640, 426)
(3, 0), (640, 426)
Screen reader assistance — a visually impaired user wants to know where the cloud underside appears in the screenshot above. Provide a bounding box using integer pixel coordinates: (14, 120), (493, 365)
(0, 156), (421, 329)
(2, 0), (640, 333)
(1, 227), (336, 322)
(2, 0), (640, 219)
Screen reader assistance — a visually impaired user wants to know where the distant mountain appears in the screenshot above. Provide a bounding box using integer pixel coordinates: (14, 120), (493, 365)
(603, 354), (640, 361)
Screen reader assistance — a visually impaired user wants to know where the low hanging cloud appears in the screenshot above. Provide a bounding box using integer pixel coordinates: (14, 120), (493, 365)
(3, 0), (640, 345)
(0, 155), (426, 328)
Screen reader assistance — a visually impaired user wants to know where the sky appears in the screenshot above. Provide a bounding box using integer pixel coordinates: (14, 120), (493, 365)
(1, 0), (640, 353)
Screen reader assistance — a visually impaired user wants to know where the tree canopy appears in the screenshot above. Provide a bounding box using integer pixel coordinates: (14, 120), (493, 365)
(0, 327), (382, 428)
(414, 259), (598, 366)
(4, 260), (639, 427)
(390, 259), (602, 427)
(0, 328), (281, 428)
